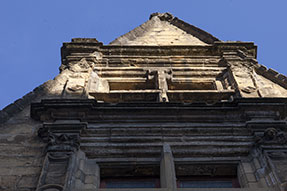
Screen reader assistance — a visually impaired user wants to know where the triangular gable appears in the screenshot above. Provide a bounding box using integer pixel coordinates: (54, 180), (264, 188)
(109, 12), (219, 46)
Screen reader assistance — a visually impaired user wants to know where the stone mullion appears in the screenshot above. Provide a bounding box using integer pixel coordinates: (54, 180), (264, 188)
(160, 144), (177, 190)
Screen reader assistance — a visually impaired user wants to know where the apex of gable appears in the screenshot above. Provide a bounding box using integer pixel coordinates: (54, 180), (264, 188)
(149, 12), (174, 21)
(109, 12), (220, 46)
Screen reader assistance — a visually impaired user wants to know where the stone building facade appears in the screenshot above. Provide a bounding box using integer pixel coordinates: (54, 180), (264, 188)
(1, 12), (287, 191)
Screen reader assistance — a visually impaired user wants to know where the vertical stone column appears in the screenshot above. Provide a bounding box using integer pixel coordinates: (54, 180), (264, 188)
(36, 121), (90, 191)
(160, 144), (177, 190)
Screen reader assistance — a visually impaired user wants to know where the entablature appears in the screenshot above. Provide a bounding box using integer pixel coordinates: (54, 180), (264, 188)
(31, 98), (287, 122)
(61, 40), (257, 67)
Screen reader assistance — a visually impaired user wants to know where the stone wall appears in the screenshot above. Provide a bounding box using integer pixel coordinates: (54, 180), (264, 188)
(0, 107), (44, 191)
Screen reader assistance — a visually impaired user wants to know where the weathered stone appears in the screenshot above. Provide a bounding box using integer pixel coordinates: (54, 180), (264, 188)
(1, 12), (287, 191)
(84, 175), (95, 184)
(242, 162), (254, 174)
(245, 173), (257, 183)
(17, 175), (38, 189)
(83, 183), (96, 189)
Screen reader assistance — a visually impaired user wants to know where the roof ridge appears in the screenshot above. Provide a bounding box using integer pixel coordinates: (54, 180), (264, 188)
(149, 12), (174, 21)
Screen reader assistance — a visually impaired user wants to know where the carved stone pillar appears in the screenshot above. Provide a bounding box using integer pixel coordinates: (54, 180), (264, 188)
(36, 121), (92, 191)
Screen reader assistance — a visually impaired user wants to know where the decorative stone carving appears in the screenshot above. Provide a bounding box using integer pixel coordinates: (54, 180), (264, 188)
(149, 12), (174, 21)
(36, 122), (86, 191)
(255, 128), (287, 145)
(88, 71), (109, 93)
(46, 133), (80, 152)
(241, 86), (257, 94)
(70, 58), (91, 72)
(90, 51), (103, 61)
(66, 78), (86, 93)
(228, 61), (259, 97)
(38, 126), (49, 141)
(267, 151), (287, 159)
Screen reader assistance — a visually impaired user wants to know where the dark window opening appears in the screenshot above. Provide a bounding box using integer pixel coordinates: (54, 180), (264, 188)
(109, 81), (155, 90)
(177, 176), (240, 188)
(100, 177), (160, 188)
(100, 164), (160, 188)
(168, 81), (216, 90)
(176, 164), (240, 188)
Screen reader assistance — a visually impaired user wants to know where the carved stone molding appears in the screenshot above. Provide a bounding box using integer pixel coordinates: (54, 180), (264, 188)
(46, 133), (80, 152)
(255, 128), (287, 145)
(38, 122), (86, 140)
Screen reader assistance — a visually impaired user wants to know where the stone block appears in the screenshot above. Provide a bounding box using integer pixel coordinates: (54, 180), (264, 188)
(84, 160), (99, 175)
(277, 74), (287, 81)
(252, 158), (261, 170)
(245, 173), (257, 183)
(242, 162), (254, 173)
(17, 175), (38, 189)
(0, 175), (18, 190)
(9, 167), (41, 176)
(72, 38), (100, 43)
(74, 178), (84, 189)
(249, 182), (261, 188)
(239, 174), (248, 188)
(75, 170), (85, 182)
(84, 175), (96, 184)
(257, 178), (268, 188)
(83, 184), (96, 189)
(66, 78), (85, 93)
(256, 65), (267, 73)
(267, 68), (278, 76)
(79, 159), (85, 171)
(0, 110), (9, 124)
(3, 102), (22, 116)
(0, 156), (36, 167)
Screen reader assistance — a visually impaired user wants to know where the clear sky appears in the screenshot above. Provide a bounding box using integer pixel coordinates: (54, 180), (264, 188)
(1, 0), (287, 109)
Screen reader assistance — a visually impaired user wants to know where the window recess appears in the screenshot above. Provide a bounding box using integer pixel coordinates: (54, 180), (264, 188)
(99, 164), (160, 189)
(175, 164), (240, 188)
(167, 80), (217, 90)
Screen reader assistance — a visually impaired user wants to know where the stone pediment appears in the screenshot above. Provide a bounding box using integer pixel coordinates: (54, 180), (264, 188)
(109, 12), (219, 46)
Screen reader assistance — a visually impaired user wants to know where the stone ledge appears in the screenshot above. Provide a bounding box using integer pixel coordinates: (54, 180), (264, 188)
(72, 38), (100, 43)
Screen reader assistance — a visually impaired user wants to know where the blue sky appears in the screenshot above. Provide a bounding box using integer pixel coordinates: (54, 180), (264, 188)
(1, 0), (287, 109)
